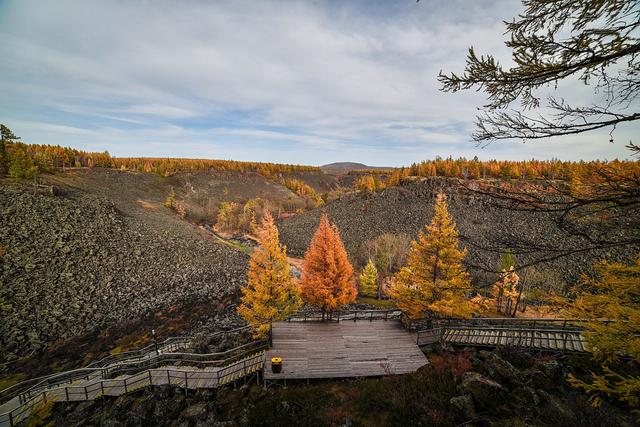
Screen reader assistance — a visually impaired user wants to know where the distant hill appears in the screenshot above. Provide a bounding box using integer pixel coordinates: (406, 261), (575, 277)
(321, 162), (391, 174)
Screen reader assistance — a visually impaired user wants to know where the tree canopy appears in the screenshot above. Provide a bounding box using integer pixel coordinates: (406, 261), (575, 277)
(560, 257), (640, 413)
(237, 211), (301, 337)
(439, 0), (640, 143)
(299, 214), (356, 314)
(389, 194), (475, 319)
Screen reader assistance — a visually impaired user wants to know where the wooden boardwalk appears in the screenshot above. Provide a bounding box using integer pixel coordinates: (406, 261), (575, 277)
(264, 320), (427, 381)
(442, 327), (588, 352)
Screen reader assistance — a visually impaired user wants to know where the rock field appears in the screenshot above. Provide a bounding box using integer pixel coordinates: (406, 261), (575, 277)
(279, 177), (636, 286)
(0, 187), (248, 362)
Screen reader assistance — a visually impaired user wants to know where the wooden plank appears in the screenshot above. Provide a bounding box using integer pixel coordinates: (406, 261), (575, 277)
(264, 320), (427, 380)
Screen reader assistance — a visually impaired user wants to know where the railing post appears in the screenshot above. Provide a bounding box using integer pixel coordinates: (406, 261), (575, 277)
(100, 381), (104, 396)
(354, 311), (357, 322)
(148, 370), (153, 386)
(84, 386), (88, 400)
(184, 371), (188, 389)
(531, 330), (534, 348)
(124, 378), (128, 394)
(167, 370), (171, 385)
(243, 360), (247, 385)
(65, 387), (69, 401)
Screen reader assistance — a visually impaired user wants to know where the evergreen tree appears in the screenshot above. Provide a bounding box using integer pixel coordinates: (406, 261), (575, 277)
(299, 214), (356, 316)
(0, 124), (19, 176)
(7, 145), (36, 179)
(163, 188), (176, 209)
(358, 259), (378, 298)
(389, 193), (474, 319)
(560, 257), (640, 413)
(216, 201), (239, 233)
(238, 212), (301, 337)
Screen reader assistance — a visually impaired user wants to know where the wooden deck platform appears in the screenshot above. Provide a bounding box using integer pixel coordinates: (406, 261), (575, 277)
(263, 320), (427, 381)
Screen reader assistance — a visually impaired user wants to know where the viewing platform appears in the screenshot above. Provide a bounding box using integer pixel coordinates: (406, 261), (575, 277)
(263, 319), (428, 385)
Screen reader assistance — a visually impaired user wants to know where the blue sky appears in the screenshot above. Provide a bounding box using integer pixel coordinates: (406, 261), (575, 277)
(1, 0), (637, 166)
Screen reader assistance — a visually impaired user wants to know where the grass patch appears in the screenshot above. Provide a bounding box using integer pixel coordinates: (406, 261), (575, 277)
(26, 399), (54, 427)
(0, 373), (27, 391)
(356, 296), (396, 308)
(109, 333), (151, 355)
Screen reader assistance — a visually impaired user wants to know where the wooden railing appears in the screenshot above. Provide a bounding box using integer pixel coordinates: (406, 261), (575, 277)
(0, 351), (265, 427)
(14, 340), (265, 406)
(410, 317), (600, 331)
(415, 318), (595, 353)
(286, 309), (401, 322)
(0, 326), (251, 406)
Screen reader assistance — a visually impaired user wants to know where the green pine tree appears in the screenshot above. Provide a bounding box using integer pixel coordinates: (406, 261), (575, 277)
(164, 188), (176, 209)
(1, 124), (20, 176)
(358, 259), (379, 298)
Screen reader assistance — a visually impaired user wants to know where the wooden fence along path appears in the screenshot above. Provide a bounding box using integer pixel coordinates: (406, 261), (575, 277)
(0, 328), (261, 427)
(1, 352), (265, 427)
(416, 318), (591, 352)
(0, 313), (596, 426)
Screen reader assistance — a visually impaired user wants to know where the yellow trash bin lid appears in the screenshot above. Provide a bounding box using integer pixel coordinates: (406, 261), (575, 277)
(271, 357), (282, 365)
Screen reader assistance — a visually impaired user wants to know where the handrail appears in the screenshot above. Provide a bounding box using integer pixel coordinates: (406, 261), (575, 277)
(286, 309), (401, 322)
(87, 326), (250, 368)
(0, 326), (251, 405)
(16, 340), (266, 404)
(1, 349), (266, 427)
(408, 316), (612, 332)
(0, 337), (187, 403)
(85, 336), (190, 368)
(415, 323), (589, 353)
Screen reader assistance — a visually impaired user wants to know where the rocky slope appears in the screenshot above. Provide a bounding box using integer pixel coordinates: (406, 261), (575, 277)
(0, 186), (248, 362)
(278, 177), (636, 288)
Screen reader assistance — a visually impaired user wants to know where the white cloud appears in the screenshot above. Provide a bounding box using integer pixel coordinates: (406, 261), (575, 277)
(0, 0), (636, 164)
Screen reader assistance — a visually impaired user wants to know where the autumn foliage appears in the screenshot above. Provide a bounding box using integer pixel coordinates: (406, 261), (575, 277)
(560, 257), (640, 413)
(350, 157), (640, 190)
(299, 214), (356, 314)
(237, 211), (301, 337)
(389, 193), (474, 319)
(358, 259), (379, 298)
(114, 157), (318, 178)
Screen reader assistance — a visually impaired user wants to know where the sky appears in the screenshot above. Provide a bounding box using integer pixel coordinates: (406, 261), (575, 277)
(0, 0), (637, 166)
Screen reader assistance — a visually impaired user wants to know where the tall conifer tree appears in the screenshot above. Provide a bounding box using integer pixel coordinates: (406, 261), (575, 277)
(238, 211), (300, 337)
(358, 259), (379, 298)
(299, 214), (356, 315)
(390, 193), (473, 319)
(561, 257), (640, 412)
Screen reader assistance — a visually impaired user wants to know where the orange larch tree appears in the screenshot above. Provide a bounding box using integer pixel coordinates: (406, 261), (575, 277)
(299, 214), (356, 317)
(237, 211), (301, 337)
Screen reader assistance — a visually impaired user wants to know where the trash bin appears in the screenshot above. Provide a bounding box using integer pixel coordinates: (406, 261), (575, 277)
(271, 357), (282, 374)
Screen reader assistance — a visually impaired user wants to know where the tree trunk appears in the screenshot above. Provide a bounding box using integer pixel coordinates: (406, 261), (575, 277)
(512, 289), (523, 317)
